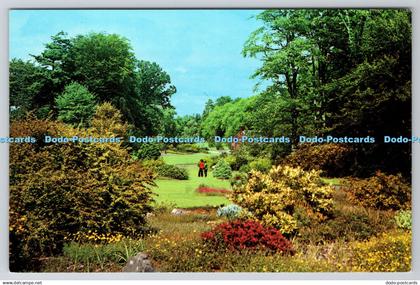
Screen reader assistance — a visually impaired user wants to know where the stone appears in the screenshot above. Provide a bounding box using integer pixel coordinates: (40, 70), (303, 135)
(171, 208), (190, 215)
(146, 212), (155, 219)
(122, 252), (155, 272)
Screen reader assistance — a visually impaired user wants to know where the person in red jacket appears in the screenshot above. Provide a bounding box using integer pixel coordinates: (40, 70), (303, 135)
(198, 159), (205, 177)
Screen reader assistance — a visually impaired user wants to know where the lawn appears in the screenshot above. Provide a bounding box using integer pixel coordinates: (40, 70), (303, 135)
(153, 152), (231, 208)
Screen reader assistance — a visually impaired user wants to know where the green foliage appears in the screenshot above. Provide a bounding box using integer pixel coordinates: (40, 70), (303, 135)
(62, 239), (145, 272)
(175, 114), (202, 137)
(131, 60), (176, 134)
(212, 160), (232, 179)
(18, 31), (175, 134)
(156, 164), (189, 180)
(230, 172), (248, 189)
(249, 157), (272, 173)
(344, 171), (411, 210)
(242, 9), (411, 176)
(133, 143), (161, 160)
(175, 144), (208, 153)
(9, 114), (155, 271)
(394, 210), (412, 230)
(284, 143), (353, 177)
(201, 97), (255, 140)
(55, 82), (97, 126)
(231, 166), (333, 235)
(9, 59), (45, 119)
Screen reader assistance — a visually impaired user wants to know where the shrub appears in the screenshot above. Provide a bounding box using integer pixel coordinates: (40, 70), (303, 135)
(156, 164), (188, 180)
(133, 143), (161, 160)
(228, 148), (250, 170)
(344, 171), (411, 210)
(231, 166), (334, 235)
(212, 160), (232, 179)
(56, 82), (97, 127)
(196, 185), (231, 196)
(141, 158), (165, 172)
(230, 172), (248, 188)
(91, 102), (128, 137)
(283, 143), (353, 177)
(239, 164), (251, 173)
(175, 144), (208, 153)
(9, 112), (154, 271)
(201, 220), (294, 254)
(350, 231), (411, 272)
(205, 156), (219, 168)
(147, 236), (330, 272)
(249, 157), (272, 173)
(395, 210), (411, 230)
(298, 207), (395, 243)
(217, 204), (243, 219)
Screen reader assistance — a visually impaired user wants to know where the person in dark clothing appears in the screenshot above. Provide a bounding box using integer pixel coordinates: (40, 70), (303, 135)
(198, 159), (205, 177)
(204, 160), (208, 177)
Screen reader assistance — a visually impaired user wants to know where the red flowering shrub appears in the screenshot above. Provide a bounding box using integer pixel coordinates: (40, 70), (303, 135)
(196, 186), (231, 196)
(201, 220), (294, 254)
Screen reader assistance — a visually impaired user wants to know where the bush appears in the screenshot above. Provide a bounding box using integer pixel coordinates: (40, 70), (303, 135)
(9, 111), (155, 271)
(175, 144), (208, 153)
(350, 231), (411, 272)
(249, 157), (272, 173)
(56, 82), (97, 127)
(298, 206), (395, 243)
(212, 159), (232, 179)
(239, 164), (251, 173)
(133, 143), (161, 160)
(283, 143), (353, 177)
(201, 220), (294, 254)
(230, 172), (248, 188)
(141, 158), (165, 172)
(344, 171), (411, 210)
(156, 164), (188, 180)
(228, 148), (250, 170)
(147, 236), (330, 272)
(217, 204), (243, 220)
(395, 210), (411, 230)
(231, 166), (334, 235)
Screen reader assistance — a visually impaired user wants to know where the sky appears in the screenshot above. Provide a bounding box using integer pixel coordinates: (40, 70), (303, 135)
(9, 9), (265, 115)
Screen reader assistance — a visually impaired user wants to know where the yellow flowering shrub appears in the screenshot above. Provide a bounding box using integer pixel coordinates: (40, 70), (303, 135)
(350, 231), (411, 272)
(9, 105), (155, 271)
(231, 165), (334, 235)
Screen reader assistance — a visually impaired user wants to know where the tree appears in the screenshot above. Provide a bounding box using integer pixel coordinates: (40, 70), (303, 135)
(126, 60), (176, 134)
(9, 59), (45, 119)
(24, 32), (176, 133)
(243, 9), (411, 176)
(55, 82), (97, 126)
(243, 10), (316, 146)
(202, 99), (215, 120)
(201, 97), (254, 140)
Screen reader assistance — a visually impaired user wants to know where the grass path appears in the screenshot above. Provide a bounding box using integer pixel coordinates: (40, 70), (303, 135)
(153, 152), (230, 208)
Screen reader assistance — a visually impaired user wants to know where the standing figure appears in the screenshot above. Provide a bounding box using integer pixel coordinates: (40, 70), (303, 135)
(198, 159), (205, 177)
(204, 160), (208, 177)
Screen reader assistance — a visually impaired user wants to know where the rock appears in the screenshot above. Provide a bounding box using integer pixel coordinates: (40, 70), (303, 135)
(171, 208), (190, 215)
(122, 252), (155, 272)
(146, 212), (155, 219)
